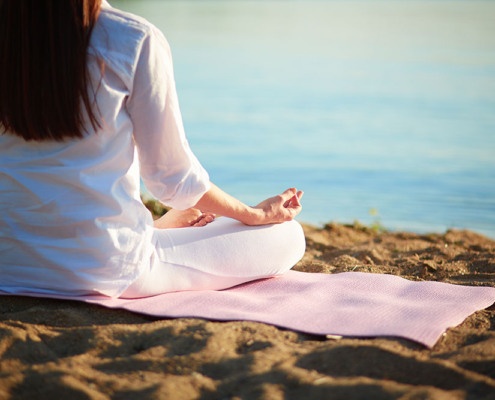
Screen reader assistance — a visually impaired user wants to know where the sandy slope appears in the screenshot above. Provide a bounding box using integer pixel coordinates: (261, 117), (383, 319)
(1, 222), (494, 399)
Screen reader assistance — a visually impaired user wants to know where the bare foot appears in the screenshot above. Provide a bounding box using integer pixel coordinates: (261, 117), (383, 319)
(153, 208), (215, 229)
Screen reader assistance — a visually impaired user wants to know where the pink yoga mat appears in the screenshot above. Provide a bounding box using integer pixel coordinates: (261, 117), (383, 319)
(2, 271), (494, 348)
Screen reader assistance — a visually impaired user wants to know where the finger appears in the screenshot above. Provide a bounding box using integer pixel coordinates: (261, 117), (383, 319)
(288, 190), (304, 208)
(290, 194), (301, 208)
(204, 215), (214, 223)
(285, 204), (302, 220)
(190, 215), (202, 225)
(281, 188), (297, 207)
(193, 219), (207, 227)
(281, 188), (297, 202)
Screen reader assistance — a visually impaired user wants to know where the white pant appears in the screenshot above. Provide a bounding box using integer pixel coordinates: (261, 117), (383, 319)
(121, 217), (306, 298)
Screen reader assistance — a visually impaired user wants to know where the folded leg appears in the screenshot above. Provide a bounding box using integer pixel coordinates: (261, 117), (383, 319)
(121, 218), (305, 298)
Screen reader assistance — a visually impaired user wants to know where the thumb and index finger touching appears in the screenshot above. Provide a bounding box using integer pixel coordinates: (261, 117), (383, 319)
(281, 188), (304, 217)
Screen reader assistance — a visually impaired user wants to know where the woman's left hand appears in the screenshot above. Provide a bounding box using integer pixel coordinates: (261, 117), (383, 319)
(153, 208), (215, 229)
(249, 188), (303, 225)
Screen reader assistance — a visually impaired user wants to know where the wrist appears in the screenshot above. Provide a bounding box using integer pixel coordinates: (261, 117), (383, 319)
(242, 206), (263, 226)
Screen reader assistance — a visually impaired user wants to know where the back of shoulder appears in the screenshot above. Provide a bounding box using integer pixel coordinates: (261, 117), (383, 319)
(98, 2), (154, 37)
(91, 3), (161, 87)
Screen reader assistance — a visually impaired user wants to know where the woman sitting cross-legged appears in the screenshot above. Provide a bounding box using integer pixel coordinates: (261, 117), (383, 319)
(0, 0), (306, 299)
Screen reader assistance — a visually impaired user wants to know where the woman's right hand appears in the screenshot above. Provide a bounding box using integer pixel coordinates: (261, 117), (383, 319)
(249, 188), (303, 225)
(153, 208), (215, 229)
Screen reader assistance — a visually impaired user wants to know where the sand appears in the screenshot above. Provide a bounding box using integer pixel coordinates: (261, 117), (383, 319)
(1, 221), (494, 399)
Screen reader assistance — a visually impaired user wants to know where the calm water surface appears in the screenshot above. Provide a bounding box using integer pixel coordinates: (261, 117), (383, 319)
(113, 0), (495, 238)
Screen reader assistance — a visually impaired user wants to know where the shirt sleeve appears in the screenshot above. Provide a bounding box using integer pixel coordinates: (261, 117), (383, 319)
(126, 25), (210, 210)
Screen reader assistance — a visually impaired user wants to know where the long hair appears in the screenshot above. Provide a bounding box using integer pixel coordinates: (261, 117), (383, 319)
(0, 0), (103, 142)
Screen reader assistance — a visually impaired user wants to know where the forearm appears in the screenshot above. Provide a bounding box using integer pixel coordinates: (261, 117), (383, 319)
(194, 183), (262, 225)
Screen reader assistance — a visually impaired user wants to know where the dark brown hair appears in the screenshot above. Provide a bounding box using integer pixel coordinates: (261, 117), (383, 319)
(0, 0), (103, 141)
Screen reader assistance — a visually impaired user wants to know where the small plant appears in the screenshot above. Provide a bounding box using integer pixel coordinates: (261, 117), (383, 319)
(369, 208), (379, 217)
(352, 220), (366, 231)
(369, 208), (387, 234)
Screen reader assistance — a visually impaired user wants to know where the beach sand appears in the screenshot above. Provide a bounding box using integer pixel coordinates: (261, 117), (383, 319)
(1, 221), (494, 399)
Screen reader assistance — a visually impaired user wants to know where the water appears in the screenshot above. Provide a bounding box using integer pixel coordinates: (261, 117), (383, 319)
(112, 0), (495, 238)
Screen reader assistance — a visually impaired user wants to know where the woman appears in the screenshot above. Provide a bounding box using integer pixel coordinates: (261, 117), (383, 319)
(0, 0), (305, 298)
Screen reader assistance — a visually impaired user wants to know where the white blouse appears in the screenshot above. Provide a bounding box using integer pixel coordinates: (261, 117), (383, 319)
(0, 1), (210, 297)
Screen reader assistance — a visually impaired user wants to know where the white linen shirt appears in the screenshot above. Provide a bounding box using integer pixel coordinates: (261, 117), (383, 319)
(0, 1), (210, 297)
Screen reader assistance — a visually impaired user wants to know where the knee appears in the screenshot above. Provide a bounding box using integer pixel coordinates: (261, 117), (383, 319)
(258, 219), (305, 278)
(279, 219), (306, 269)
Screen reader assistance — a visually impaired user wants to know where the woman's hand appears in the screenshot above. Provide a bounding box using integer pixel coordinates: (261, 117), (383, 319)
(153, 208), (215, 229)
(249, 188), (303, 225)
(193, 183), (303, 227)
